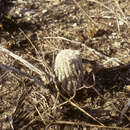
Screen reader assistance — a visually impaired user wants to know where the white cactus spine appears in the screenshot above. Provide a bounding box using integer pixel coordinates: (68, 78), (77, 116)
(54, 49), (84, 96)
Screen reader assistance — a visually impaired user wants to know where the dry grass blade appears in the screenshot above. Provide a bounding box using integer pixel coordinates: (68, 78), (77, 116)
(0, 45), (48, 83)
(0, 70), (9, 82)
(0, 64), (43, 86)
(19, 28), (54, 80)
(87, 0), (129, 26)
(83, 45), (122, 66)
(8, 116), (14, 130)
(120, 98), (130, 120)
(43, 36), (82, 45)
(114, 0), (127, 20)
(18, 28), (40, 58)
(43, 36), (122, 66)
(54, 120), (130, 130)
(60, 94), (104, 126)
(73, 0), (98, 26)
(34, 104), (46, 125)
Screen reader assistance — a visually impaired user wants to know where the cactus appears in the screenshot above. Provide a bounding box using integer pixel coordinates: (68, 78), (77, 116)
(54, 49), (84, 96)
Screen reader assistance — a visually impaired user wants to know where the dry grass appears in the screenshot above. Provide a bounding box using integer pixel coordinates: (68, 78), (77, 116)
(0, 0), (130, 129)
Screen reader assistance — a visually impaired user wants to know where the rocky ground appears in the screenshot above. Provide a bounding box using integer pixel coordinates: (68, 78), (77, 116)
(0, 0), (130, 129)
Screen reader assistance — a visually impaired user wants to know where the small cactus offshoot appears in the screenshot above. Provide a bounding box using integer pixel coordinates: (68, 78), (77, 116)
(54, 49), (84, 96)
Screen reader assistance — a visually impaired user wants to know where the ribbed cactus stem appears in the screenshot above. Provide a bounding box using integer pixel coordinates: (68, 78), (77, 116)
(54, 49), (84, 96)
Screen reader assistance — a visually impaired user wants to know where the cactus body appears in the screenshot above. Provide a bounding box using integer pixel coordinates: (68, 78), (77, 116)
(54, 49), (84, 96)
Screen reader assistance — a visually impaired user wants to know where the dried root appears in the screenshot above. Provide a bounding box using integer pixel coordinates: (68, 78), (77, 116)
(54, 49), (84, 96)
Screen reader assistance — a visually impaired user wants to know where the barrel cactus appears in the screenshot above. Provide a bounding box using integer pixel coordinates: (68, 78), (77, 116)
(54, 49), (84, 96)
